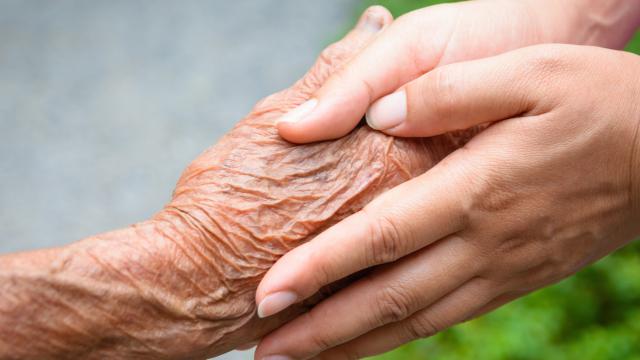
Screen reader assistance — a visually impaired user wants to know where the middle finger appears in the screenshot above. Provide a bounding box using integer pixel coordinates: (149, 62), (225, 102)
(255, 234), (484, 360)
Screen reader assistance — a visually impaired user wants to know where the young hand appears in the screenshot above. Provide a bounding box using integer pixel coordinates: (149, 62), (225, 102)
(255, 44), (640, 360)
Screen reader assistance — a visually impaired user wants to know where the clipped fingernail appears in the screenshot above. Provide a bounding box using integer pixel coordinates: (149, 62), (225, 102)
(257, 291), (298, 318)
(277, 99), (318, 125)
(365, 90), (407, 130)
(361, 9), (385, 32)
(262, 355), (292, 360)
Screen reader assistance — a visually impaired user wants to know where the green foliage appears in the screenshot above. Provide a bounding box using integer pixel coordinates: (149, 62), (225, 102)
(348, 1), (640, 359)
(626, 31), (640, 54)
(371, 242), (640, 360)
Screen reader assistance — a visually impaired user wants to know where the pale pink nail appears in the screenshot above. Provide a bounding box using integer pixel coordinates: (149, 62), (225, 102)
(361, 9), (385, 32)
(257, 291), (298, 318)
(365, 90), (407, 130)
(277, 99), (318, 125)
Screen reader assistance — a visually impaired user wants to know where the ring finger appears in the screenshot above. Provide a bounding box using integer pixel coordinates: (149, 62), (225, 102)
(316, 276), (499, 359)
(255, 234), (484, 360)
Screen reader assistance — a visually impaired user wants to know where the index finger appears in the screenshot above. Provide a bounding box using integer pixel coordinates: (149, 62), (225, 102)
(255, 154), (470, 318)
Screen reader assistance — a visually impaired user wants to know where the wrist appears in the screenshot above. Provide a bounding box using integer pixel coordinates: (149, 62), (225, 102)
(555, 0), (640, 49)
(151, 208), (302, 355)
(89, 217), (265, 357)
(0, 219), (260, 359)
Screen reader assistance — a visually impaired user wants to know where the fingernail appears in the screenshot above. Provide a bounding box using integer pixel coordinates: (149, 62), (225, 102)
(262, 355), (292, 360)
(277, 99), (318, 125)
(365, 90), (407, 130)
(257, 291), (298, 318)
(360, 9), (384, 32)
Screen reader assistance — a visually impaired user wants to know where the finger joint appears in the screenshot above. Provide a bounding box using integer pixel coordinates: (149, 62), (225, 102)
(372, 285), (415, 325)
(364, 212), (404, 264)
(406, 314), (441, 340)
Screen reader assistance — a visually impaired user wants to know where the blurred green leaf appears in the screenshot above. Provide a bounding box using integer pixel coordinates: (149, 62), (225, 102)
(626, 31), (640, 54)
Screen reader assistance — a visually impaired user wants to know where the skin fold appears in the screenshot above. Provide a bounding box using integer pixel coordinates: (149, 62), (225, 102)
(275, 0), (640, 144)
(0, 7), (477, 359)
(257, 45), (640, 360)
(254, 0), (640, 359)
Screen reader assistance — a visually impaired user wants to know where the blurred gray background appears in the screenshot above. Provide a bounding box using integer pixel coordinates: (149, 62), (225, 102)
(0, 0), (356, 358)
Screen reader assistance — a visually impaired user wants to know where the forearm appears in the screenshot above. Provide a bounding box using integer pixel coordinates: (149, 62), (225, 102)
(0, 218), (284, 359)
(536, 0), (640, 49)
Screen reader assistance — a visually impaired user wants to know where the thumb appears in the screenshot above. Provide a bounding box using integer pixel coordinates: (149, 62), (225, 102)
(365, 47), (549, 137)
(277, 5), (456, 143)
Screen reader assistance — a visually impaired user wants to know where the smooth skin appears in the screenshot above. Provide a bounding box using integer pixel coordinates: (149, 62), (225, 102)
(254, 1), (640, 359)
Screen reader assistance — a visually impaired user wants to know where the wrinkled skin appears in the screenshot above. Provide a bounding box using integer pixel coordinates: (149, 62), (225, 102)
(154, 20), (476, 356)
(0, 9), (476, 359)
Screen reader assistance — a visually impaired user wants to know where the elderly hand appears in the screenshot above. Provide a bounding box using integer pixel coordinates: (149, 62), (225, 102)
(0, 8), (398, 359)
(254, 44), (640, 359)
(0, 7), (481, 359)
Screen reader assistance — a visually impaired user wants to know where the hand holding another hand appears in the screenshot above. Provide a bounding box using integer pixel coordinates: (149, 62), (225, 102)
(256, 26), (640, 360)
(256, 1), (640, 358)
(1, 6), (487, 359)
(276, 0), (640, 144)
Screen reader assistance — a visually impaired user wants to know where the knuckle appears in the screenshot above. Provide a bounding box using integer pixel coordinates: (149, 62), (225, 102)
(309, 332), (334, 352)
(318, 42), (347, 68)
(471, 174), (516, 214)
(422, 68), (457, 125)
(509, 44), (576, 112)
(472, 245), (496, 274)
(522, 45), (570, 82)
(308, 250), (333, 290)
(304, 44), (351, 91)
(250, 91), (282, 113)
(455, 154), (515, 217)
(372, 285), (415, 325)
(364, 211), (403, 264)
(406, 315), (441, 340)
